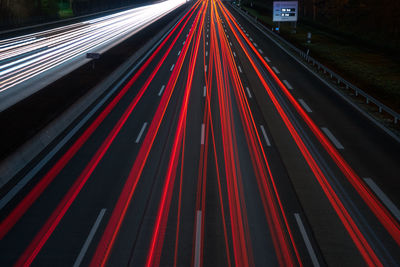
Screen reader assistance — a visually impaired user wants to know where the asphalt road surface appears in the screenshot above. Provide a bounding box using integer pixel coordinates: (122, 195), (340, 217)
(1, 0), (400, 266)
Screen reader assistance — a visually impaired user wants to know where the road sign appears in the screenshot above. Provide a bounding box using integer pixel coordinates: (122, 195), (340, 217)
(273, 1), (298, 22)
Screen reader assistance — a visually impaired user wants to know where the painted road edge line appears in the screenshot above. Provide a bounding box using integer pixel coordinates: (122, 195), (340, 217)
(73, 209), (106, 267)
(321, 127), (344, 149)
(364, 178), (400, 221)
(294, 213), (320, 267)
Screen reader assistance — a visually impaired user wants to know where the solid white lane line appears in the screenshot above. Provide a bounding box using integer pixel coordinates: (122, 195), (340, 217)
(298, 99), (312, 113)
(158, 85), (165, 96)
(238, 66), (242, 73)
(177, 50), (181, 56)
(258, 49), (263, 54)
(203, 86), (207, 97)
(233, 52), (237, 57)
(260, 125), (271, 146)
(321, 127), (344, 149)
(201, 124), (205, 144)
(135, 122), (148, 143)
(264, 56), (271, 62)
(73, 209), (106, 267)
(294, 213), (320, 267)
(194, 210), (202, 267)
(283, 80), (293, 89)
(170, 64), (175, 72)
(246, 87), (252, 98)
(364, 178), (400, 221)
(272, 66), (280, 74)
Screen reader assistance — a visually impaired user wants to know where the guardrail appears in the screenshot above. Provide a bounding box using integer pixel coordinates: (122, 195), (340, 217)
(232, 4), (400, 125)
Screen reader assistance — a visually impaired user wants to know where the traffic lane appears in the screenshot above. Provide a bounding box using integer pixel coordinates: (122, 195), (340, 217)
(103, 7), (206, 266)
(0, 8), (196, 265)
(215, 9), (325, 266)
(226, 6), (400, 263)
(221, 7), (366, 266)
(226, 4), (400, 209)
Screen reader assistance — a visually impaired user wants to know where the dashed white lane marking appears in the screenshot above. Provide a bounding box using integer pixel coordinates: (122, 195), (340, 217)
(238, 66), (242, 73)
(233, 52), (237, 57)
(135, 122), (148, 143)
(170, 64), (175, 72)
(178, 50), (181, 56)
(207, 34), (209, 38)
(321, 127), (344, 149)
(205, 65), (208, 72)
(73, 209), (106, 267)
(298, 99), (312, 113)
(206, 51), (208, 56)
(194, 210), (202, 267)
(249, 37), (253, 41)
(283, 80), (293, 89)
(201, 124), (205, 144)
(253, 42), (258, 47)
(364, 178), (400, 221)
(294, 213), (320, 267)
(258, 49), (263, 54)
(272, 66), (280, 74)
(260, 125), (271, 146)
(246, 87), (252, 98)
(158, 85), (165, 96)
(230, 42), (232, 46)
(183, 41), (185, 45)
(264, 56), (271, 62)
(206, 41), (208, 46)
(203, 86), (207, 97)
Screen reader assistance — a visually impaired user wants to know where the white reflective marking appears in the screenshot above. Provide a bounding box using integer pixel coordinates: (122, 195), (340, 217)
(283, 80), (293, 89)
(135, 122), (148, 143)
(250, 37), (253, 41)
(321, 127), (344, 149)
(294, 213), (320, 267)
(203, 86), (207, 97)
(73, 209), (106, 267)
(272, 66), (280, 74)
(253, 42), (258, 47)
(298, 99), (312, 113)
(264, 56), (271, 62)
(194, 210), (202, 267)
(246, 87), (252, 98)
(206, 51), (208, 56)
(206, 41), (208, 46)
(170, 64), (175, 71)
(260, 125), (271, 146)
(233, 52), (237, 57)
(158, 85), (165, 96)
(178, 50), (181, 56)
(364, 178), (400, 221)
(258, 49), (263, 54)
(201, 124), (205, 144)
(238, 66), (242, 73)
(205, 65), (208, 72)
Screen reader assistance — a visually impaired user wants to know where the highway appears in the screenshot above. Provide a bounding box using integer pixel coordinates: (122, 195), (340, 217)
(1, 0), (400, 266)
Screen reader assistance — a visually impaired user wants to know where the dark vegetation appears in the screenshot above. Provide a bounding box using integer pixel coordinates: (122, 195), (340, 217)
(240, 0), (400, 110)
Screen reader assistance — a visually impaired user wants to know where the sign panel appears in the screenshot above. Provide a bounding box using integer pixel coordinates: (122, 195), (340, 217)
(273, 1), (298, 22)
